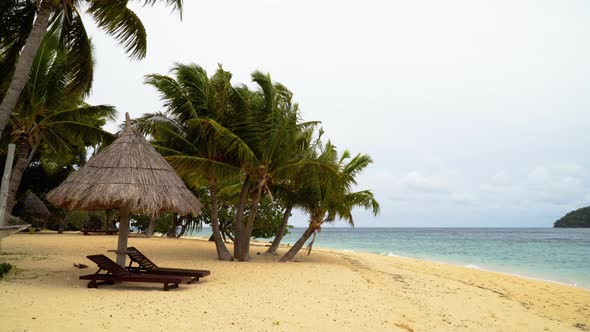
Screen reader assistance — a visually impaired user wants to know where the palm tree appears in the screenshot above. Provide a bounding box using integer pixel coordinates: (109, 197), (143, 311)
(0, 1), (36, 98)
(222, 72), (332, 261)
(265, 126), (321, 254)
(137, 64), (241, 261)
(2, 32), (116, 214)
(143, 63), (336, 261)
(194, 72), (338, 261)
(279, 143), (380, 262)
(0, 0), (183, 139)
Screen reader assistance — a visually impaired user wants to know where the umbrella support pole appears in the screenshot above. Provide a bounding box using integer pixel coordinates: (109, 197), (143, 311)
(116, 205), (130, 267)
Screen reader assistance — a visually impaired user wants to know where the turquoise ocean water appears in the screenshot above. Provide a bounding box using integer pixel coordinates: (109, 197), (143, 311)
(192, 227), (590, 289)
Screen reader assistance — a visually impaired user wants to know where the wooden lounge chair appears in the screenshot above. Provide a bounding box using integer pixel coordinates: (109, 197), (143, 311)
(80, 254), (192, 291)
(126, 247), (211, 283)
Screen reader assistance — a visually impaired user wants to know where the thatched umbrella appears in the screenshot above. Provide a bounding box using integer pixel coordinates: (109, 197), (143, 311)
(21, 192), (51, 218)
(48, 113), (202, 266)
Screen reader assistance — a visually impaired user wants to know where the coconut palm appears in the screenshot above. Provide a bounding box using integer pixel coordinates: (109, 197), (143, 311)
(265, 126), (321, 254)
(220, 72), (333, 261)
(0, 0), (36, 97)
(143, 65), (280, 261)
(279, 143), (380, 262)
(143, 63), (335, 261)
(0, 0), (183, 139)
(1, 32), (116, 214)
(137, 64), (241, 261)
(195, 72), (338, 261)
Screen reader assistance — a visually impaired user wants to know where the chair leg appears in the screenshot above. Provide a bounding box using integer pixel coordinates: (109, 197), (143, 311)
(89, 280), (115, 288)
(164, 282), (179, 291)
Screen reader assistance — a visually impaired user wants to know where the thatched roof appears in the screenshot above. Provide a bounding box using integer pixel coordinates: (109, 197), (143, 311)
(22, 192), (51, 217)
(47, 113), (202, 217)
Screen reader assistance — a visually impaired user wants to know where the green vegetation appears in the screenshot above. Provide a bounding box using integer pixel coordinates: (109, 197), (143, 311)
(139, 63), (378, 261)
(0, 0), (183, 140)
(280, 142), (380, 261)
(0, 262), (13, 278)
(0, 5), (379, 263)
(554, 207), (590, 228)
(2, 30), (115, 215)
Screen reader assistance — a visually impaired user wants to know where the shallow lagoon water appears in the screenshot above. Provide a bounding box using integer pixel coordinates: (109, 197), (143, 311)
(192, 227), (590, 289)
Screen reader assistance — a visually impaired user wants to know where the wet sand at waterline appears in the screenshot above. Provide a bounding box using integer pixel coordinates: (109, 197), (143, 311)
(0, 234), (589, 331)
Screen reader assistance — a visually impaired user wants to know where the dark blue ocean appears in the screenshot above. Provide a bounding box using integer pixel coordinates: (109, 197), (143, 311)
(192, 227), (590, 289)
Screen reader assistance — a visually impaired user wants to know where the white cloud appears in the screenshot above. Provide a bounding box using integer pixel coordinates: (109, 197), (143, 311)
(82, 0), (590, 226)
(399, 171), (451, 193)
(479, 165), (590, 209)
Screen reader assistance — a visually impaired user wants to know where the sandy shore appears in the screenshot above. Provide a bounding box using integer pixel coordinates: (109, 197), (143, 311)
(0, 233), (589, 332)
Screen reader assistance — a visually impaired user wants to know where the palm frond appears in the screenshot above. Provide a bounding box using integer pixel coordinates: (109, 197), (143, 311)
(57, 12), (94, 94)
(145, 73), (197, 120)
(40, 105), (117, 124)
(167, 155), (241, 182)
(88, 2), (147, 59)
(134, 0), (183, 17)
(187, 118), (259, 169)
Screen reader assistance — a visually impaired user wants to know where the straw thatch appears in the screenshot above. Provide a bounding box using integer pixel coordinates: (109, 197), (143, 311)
(47, 114), (202, 217)
(21, 192), (51, 217)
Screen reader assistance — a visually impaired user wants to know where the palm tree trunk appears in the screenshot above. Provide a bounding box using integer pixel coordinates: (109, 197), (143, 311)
(146, 217), (156, 237)
(25, 143), (39, 165)
(233, 176), (251, 259)
(279, 224), (317, 262)
(236, 186), (261, 261)
(5, 139), (30, 214)
(0, 1), (52, 138)
(209, 183), (233, 261)
(266, 204), (293, 254)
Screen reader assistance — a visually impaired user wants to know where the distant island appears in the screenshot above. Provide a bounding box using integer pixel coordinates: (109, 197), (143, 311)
(554, 206), (590, 228)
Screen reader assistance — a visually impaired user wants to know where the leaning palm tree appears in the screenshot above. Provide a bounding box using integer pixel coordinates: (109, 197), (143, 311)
(138, 64), (241, 261)
(0, 1), (36, 98)
(215, 72), (332, 261)
(265, 126), (321, 254)
(1, 32), (116, 214)
(280, 143), (380, 262)
(0, 0), (183, 139)
(144, 64), (334, 261)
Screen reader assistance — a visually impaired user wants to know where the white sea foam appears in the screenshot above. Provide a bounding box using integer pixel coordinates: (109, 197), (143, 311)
(463, 264), (481, 270)
(496, 271), (580, 289)
(461, 265), (584, 289)
(342, 249), (355, 252)
(386, 252), (401, 257)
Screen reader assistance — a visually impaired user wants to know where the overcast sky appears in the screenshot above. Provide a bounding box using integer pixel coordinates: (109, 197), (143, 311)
(84, 0), (590, 227)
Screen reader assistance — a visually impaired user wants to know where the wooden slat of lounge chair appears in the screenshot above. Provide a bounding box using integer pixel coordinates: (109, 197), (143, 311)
(126, 247), (211, 278)
(126, 247), (211, 283)
(79, 273), (186, 291)
(80, 254), (192, 291)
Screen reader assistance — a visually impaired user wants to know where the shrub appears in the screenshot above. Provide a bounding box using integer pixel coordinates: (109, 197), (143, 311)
(0, 263), (13, 278)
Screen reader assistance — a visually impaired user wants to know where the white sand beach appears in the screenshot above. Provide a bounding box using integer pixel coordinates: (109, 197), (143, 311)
(1, 233), (589, 331)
